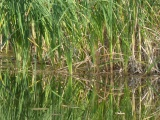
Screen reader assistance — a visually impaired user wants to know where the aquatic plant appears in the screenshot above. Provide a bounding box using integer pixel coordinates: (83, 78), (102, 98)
(0, 71), (159, 119)
(0, 0), (160, 74)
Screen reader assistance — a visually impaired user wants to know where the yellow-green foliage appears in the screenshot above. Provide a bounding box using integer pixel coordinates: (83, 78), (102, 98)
(0, 0), (160, 74)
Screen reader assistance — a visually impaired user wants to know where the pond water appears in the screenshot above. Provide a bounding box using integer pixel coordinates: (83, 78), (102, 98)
(0, 53), (160, 120)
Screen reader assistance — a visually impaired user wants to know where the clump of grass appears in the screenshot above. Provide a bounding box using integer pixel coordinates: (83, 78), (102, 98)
(0, 0), (160, 74)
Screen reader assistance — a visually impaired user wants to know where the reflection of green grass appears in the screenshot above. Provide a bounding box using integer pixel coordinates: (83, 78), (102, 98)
(0, 0), (160, 119)
(0, 0), (160, 74)
(0, 72), (160, 119)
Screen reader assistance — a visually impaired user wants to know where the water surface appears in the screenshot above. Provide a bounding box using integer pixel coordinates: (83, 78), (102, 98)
(0, 53), (159, 120)
(0, 69), (160, 120)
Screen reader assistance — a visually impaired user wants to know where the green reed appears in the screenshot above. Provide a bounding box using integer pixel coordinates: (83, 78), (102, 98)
(0, 70), (160, 119)
(0, 0), (160, 73)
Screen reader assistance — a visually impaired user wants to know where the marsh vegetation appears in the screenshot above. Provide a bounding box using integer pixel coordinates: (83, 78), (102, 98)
(0, 70), (160, 119)
(0, 0), (160, 119)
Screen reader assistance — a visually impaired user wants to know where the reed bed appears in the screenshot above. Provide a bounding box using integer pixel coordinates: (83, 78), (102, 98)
(0, 1), (160, 119)
(0, 71), (159, 119)
(0, 0), (160, 74)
